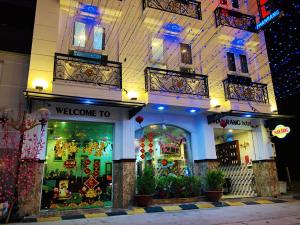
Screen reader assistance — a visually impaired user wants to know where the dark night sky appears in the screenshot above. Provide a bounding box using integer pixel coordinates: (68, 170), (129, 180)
(0, 0), (299, 180)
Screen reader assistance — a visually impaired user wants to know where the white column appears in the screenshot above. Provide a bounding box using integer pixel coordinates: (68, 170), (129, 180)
(251, 119), (272, 160)
(193, 115), (217, 160)
(121, 118), (136, 159)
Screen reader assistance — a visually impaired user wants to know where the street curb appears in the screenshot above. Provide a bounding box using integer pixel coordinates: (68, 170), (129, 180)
(22, 199), (290, 223)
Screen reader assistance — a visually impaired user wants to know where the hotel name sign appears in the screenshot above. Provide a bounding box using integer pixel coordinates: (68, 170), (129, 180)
(212, 117), (252, 129)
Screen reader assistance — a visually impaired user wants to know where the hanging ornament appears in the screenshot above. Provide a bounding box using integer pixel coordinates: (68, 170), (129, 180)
(220, 120), (228, 128)
(148, 132), (154, 154)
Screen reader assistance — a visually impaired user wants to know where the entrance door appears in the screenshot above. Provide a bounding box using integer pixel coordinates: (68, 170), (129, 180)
(41, 120), (113, 210)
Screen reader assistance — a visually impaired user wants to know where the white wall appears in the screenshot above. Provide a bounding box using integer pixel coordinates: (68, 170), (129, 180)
(0, 51), (29, 111)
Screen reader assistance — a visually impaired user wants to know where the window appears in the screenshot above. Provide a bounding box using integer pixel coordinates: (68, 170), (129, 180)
(73, 22), (86, 47)
(180, 67), (194, 74)
(151, 38), (164, 62)
(240, 54), (249, 73)
(180, 43), (192, 64)
(227, 52), (236, 71)
(232, 0), (239, 8)
(73, 22), (105, 51)
(93, 26), (105, 50)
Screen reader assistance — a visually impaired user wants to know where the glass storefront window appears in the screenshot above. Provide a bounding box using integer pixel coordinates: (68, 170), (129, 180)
(135, 124), (192, 177)
(41, 120), (113, 210)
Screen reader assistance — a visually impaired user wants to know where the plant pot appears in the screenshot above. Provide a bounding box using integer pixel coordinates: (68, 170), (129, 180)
(205, 190), (223, 202)
(135, 194), (153, 207)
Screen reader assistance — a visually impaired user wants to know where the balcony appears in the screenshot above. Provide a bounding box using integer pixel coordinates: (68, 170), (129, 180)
(143, 0), (201, 20)
(145, 67), (210, 108)
(53, 53), (122, 100)
(145, 67), (209, 97)
(214, 7), (257, 33)
(223, 77), (269, 104)
(54, 53), (122, 89)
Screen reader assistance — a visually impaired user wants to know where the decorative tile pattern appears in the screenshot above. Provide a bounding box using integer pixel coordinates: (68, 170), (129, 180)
(219, 164), (257, 197)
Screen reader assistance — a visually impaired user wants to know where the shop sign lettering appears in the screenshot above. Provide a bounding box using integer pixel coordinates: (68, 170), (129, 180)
(214, 119), (252, 127)
(55, 107), (111, 118)
(272, 125), (290, 138)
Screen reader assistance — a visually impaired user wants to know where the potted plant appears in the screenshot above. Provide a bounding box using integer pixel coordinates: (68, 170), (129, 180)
(136, 165), (156, 207)
(203, 170), (225, 202)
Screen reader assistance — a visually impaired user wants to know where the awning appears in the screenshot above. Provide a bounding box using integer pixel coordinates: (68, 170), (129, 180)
(24, 91), (145, 119)
(207, 110), (294, 124)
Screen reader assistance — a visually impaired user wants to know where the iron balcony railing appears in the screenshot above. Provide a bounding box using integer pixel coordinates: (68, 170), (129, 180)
(54, 53), (122, 89)
(214, 7), (257, 33)
(145, 67), (209, 97)
(143, 0), (201, 20)
(223, 78), (269, 104)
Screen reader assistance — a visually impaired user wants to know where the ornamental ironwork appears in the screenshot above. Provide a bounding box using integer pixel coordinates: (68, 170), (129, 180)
(145, 67), (209, 97)
(54, 53), (122, 89)
(214, 7), (257, 32)
(223, 78), (269, 104)
(143, 0), (201, 20)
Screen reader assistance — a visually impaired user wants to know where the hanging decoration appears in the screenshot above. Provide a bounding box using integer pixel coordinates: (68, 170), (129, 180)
(220, 120), (228, 128)
(83, 158), (91, 175)
(148, 132), (154, 154)
(64, 159), (77, 169)
(140, 137), (145, 159)
(93, 160), (100, 177)
(135, 116), (144, 128)
(82, 141), (107, 156)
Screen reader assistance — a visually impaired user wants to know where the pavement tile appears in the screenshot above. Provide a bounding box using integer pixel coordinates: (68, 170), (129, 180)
(37, 217), (61, 222)
(195, 203), (215, 208)
(225, 201), (245, 206)
(255, 200), (274, 204)
(61, 214), (85, 220)
(144, 206), (164, 213)
(179, 204), (199, 210)
(271, 199), (288, 203)
(127, 208), (146, 215)
(84, 213), (108, 218)
(212, 202), (230, 207)
(106, 211), (127, 216)
(161, 205), (182, 212)
(242, 201), (259, 205)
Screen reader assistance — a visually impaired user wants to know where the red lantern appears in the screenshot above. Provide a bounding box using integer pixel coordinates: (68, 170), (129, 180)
(220, 120), (228, 128)
(135, 116), (144, 124)
(140, 154), (145, 159)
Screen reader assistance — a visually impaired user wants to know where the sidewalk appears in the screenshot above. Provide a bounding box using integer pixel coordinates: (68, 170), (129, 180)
(22, 197), (295, 223)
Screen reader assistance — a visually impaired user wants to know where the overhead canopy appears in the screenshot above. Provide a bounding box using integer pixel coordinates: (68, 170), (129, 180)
(24, 91), (145, 119)
(207, 110), (294, 124)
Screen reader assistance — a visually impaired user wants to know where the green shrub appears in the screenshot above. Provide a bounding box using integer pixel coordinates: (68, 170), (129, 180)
(137, 166), (156, 195)
(203, 170), (225, 191)
(155, 175), (201, 198)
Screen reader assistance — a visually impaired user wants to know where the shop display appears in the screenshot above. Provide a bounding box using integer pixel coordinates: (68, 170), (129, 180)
(135, 124), (193, 183)
(41, 121), (113, 210)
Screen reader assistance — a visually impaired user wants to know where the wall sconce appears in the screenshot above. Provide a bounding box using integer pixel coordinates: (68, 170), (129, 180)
(210, 99), (221, 108)
(33, 79), (48, 92)
(123, 89), (138, 100)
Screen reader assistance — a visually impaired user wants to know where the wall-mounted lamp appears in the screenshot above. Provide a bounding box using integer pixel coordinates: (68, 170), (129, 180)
(33, 79), (48, 92)
(127, 91), (138, 100)
(210, 99), (221, 108)
(123, 89), (138, 100)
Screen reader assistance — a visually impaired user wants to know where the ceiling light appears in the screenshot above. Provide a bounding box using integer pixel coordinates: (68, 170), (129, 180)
(157, 106), (165, 111)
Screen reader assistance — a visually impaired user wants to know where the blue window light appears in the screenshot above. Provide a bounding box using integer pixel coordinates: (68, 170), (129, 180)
(74, 22), (86, 47)
(94, 26), (104, 50)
